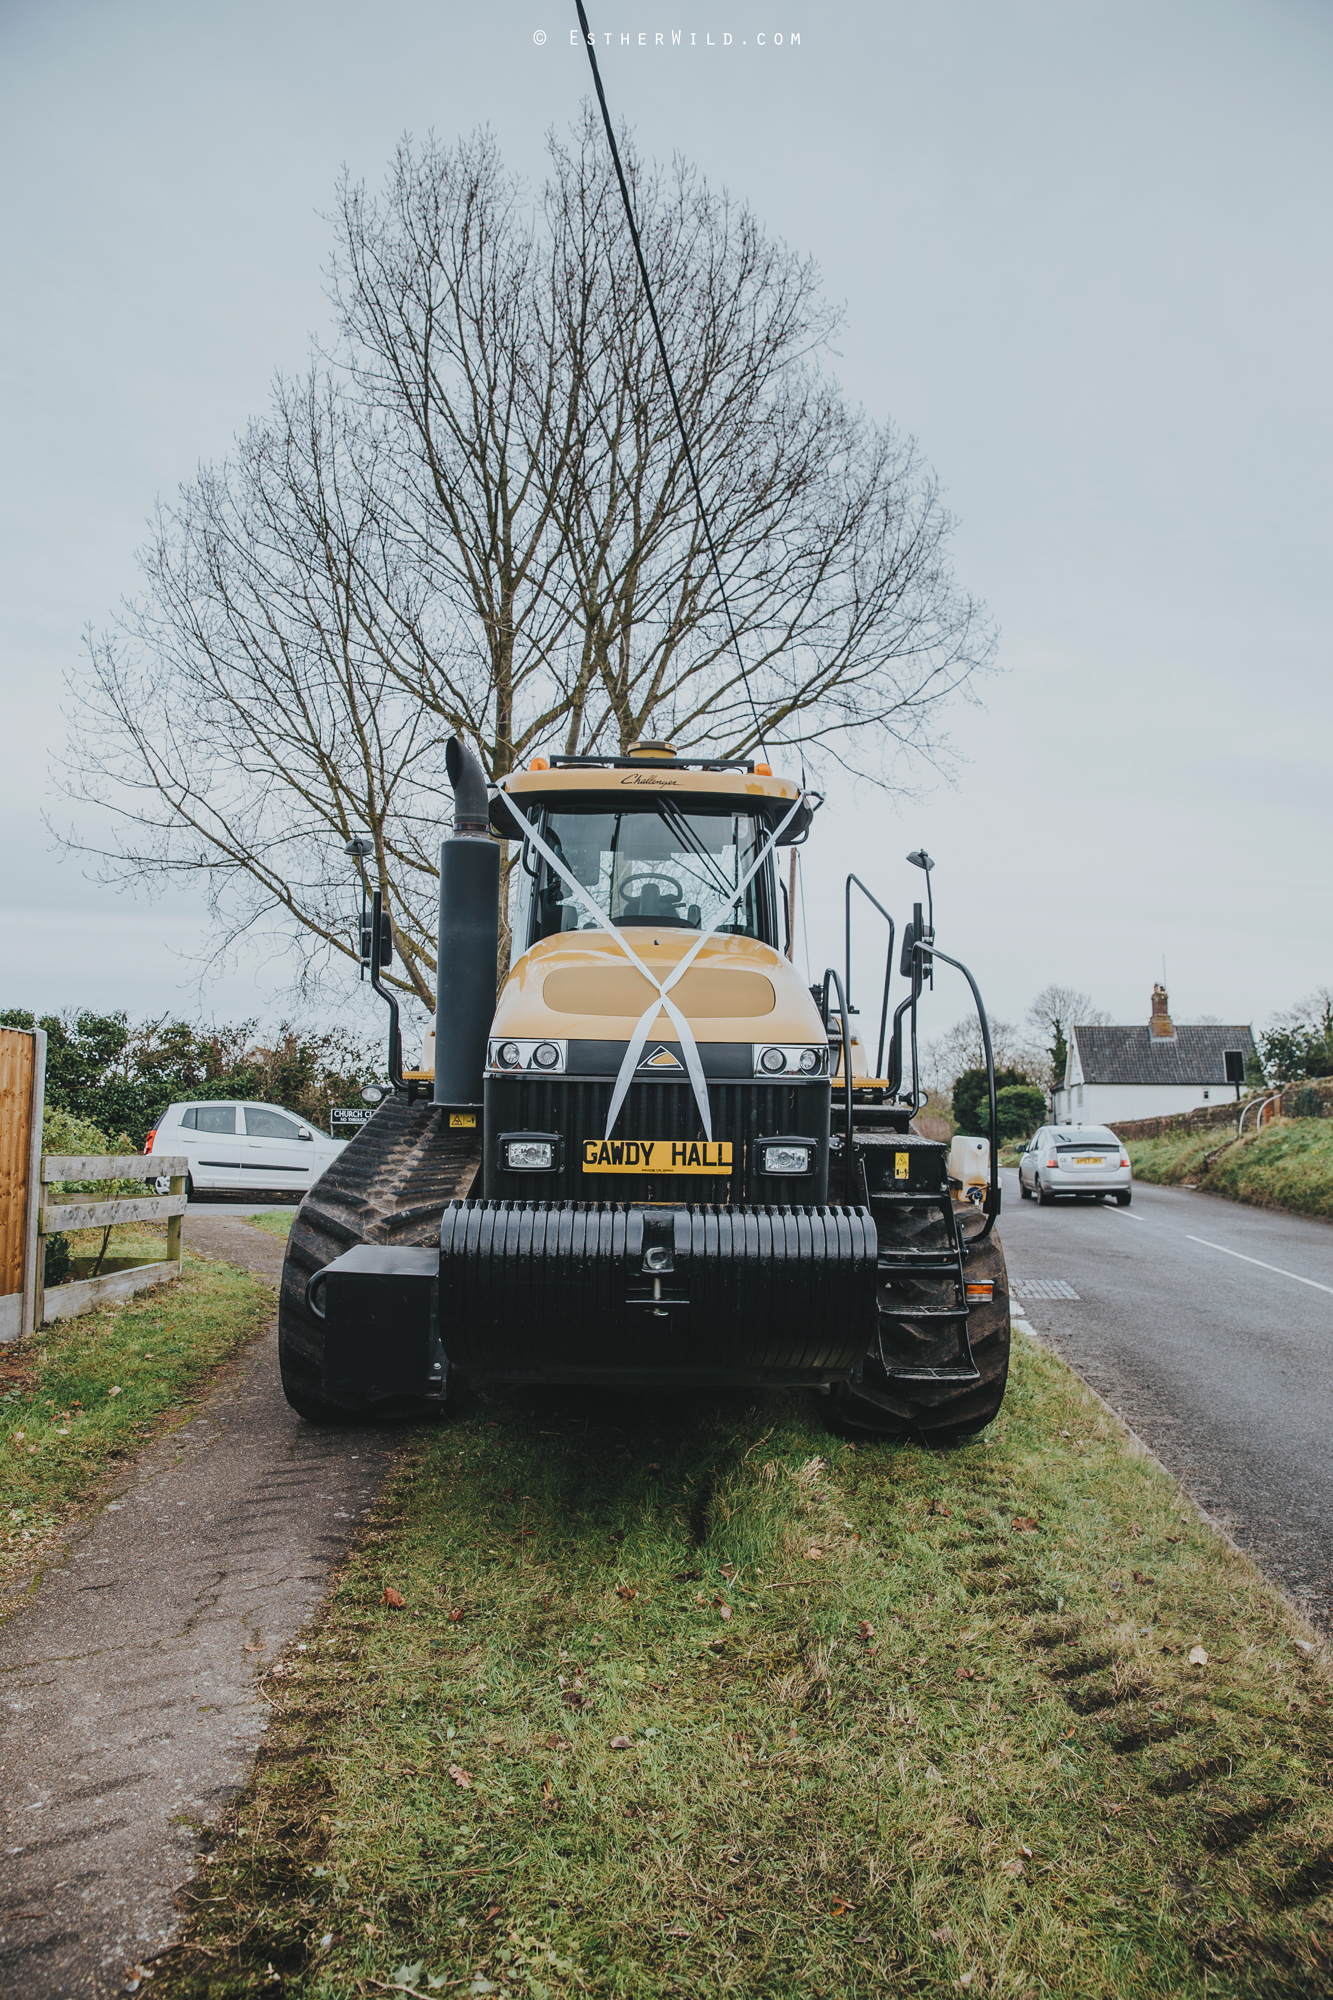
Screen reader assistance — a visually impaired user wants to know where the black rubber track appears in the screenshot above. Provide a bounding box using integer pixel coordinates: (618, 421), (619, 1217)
(278, 1097), (481, 1420)
(827, 1229), (1011, 1445)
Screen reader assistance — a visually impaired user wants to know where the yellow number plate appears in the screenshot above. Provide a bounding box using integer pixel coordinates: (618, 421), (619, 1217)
(582, 1139), (733, 1175)
(1073, 1153), (1102, 1165)
(449, 1112), (476, 1129)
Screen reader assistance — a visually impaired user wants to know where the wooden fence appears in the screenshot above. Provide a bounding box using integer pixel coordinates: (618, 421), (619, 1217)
(37, 1155), (188, 1326)
(1, 1026), (46, 1342)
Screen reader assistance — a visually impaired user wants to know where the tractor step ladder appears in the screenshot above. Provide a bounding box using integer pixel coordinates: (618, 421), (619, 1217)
(857, 1150), (981, 1386)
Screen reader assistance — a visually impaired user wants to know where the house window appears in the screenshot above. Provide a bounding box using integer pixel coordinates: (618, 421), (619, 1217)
(1203, 1089), (1210, 1101)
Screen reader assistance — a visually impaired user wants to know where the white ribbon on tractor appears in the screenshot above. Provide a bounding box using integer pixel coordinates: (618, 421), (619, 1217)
(492, 785), (806, 1142)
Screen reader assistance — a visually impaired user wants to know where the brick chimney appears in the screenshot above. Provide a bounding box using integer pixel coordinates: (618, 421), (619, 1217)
(1150, 982), (1175, 1038)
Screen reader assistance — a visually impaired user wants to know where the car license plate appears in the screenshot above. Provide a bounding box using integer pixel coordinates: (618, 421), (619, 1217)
(1073, 1154), (1105, 1166)
(582, 1139), (733, 1175)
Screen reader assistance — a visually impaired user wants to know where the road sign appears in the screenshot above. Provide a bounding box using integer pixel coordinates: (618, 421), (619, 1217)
(331, 1106), (373, 1132)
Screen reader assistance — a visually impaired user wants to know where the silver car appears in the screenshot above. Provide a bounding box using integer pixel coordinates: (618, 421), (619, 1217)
(1018, 1124), (1132, 1206)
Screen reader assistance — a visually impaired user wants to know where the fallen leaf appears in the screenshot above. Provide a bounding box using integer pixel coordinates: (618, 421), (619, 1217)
(561, 1690), (586, 1710)
(1132, 1571), (1157, 1585)
(1188, 1645), (1209, 1666)
(928, 1499), (951, 1517)
(610, 1734), (633, 1749)
(719, 1604), (732, 1621)
(647, 1462), (663, 1473)
(448, 1606), (466, 1623)
(955, 1667), (976, 1681)
(1012, 1515), (1039, 1532)
(666, 1926), (690, 1938)
(931, 1924), (955, 1945)
(1001, 1857), (1024, 1877)
(449, 1764), (473, 1788)
(109, 1386), (122, 1397)
(1019, 1845), (1033, 1858)
(392, 1964), (425, 1990)
(382, 1586), (406, 1609)
(804, 1546), (824, 1560)
(830, 1899), (853, 1914)
(1293, 1639), (1315, 1657)
(859, 1621), (876, 1642)
(673, 1568), (701, 1582)
(610, 1530), (625, 1543)
(720, 1563), (735, 1579)
(616, 1585), (637, 1601)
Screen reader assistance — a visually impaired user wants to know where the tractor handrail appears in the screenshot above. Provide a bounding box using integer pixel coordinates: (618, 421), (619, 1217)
(369, 888), (405, 1092)
(844, 874), (896, 1079)
(919, 942), (1001, 1242)
(821, 966), (857, 1203)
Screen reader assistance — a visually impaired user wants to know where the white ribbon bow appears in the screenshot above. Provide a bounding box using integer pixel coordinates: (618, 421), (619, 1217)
(492, 784), (806, 1141)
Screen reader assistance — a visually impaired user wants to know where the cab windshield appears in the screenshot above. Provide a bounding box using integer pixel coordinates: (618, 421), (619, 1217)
(528, 804), (775, 944)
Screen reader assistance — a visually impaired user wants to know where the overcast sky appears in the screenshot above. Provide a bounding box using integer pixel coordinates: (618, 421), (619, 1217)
(3, 0), (1330, 1060)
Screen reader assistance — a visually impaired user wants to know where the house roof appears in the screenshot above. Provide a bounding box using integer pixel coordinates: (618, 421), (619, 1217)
(1070, 1023), (1254, 1087)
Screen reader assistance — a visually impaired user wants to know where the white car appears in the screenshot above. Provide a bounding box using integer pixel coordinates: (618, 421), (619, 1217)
(1017, 1124), (1132, 1206)
(145, 1100), (346, 1197)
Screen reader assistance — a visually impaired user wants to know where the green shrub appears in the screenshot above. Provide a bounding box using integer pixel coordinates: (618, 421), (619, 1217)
(995, 1082), (1047, 1142)
(951, 1065), (1031, 1134)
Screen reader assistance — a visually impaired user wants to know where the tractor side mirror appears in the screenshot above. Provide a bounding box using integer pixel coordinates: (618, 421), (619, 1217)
(379, 910), (393, 967)
(899, 920), (916, 977)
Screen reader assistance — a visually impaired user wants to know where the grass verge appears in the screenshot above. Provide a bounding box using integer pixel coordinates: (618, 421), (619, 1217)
(153, 1337), (1331, 1999)
(1, 1255), (273, 1604)
(246, 1211), (298, 1241)
(1127, 1119), (1333, 1221)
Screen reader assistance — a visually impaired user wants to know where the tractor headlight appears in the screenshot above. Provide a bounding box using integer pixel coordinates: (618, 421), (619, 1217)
(759, 1141), (816, 1176)
(502, 1134), (559, 1171)
(752, 1044), (827, 1078)
(487, 1038), (567, 1073)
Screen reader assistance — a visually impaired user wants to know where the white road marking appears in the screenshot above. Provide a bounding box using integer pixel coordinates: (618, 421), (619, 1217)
(1106, 1207), (1145, 1222)
(1185, 1236), (1333, 1296)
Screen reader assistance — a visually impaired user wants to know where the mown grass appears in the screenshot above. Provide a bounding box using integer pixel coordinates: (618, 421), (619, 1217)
(1127, 1119), (1333, 1221)
(1, 1255), (273, 1605)
(154, 1337), (1332, 1999)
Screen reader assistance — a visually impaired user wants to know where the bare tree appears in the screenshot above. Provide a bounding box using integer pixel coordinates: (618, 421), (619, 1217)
(1023, 984), (1112, 1093)
(57, 120), (996, 997)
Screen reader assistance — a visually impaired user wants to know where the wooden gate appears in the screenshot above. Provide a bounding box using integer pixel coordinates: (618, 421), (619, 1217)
(1, 1026), (46, 1342)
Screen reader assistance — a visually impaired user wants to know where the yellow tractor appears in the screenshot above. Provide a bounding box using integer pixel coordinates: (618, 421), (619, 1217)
(278, 736), (1009, 1442)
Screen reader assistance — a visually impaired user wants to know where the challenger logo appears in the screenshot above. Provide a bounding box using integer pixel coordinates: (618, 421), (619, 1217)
(640, 1046), (682, 1069)
(582, 1139), (732, 1175)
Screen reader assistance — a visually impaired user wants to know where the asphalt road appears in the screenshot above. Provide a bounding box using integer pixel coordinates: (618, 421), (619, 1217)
(998, 1171), (1333, 1630)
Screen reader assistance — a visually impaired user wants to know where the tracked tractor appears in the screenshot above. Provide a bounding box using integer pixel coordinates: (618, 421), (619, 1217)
(278, 737), (1009, 1442)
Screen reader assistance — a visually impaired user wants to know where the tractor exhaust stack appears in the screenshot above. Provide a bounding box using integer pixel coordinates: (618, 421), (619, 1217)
(433, 737), (499, 1111)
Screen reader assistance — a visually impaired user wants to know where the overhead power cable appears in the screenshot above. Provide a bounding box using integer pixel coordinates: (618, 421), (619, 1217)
(572, 1), (769, 759)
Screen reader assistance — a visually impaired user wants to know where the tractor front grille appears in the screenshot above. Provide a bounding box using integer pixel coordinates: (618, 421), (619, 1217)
(483, 1075), (831, 1205)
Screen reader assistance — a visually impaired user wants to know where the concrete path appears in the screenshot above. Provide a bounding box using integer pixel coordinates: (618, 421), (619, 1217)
(999, 1172), (1333, 1631)
(0, 1215), (396, 1997)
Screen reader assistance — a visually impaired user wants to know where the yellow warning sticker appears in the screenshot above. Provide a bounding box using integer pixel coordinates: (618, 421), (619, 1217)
(582, 1138), (732, 1175)
(449, 1112), (477, 1129)
(895, 1151), (910, 1180)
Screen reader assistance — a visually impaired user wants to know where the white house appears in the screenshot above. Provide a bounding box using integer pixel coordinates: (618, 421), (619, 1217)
(1051, 985), (1254, 1126)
